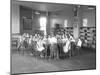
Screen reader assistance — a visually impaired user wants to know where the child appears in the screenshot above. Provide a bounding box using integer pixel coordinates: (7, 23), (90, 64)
(76, 38), (82, 55)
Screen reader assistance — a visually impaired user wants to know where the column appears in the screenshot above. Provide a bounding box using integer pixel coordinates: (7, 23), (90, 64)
(73, 5), (82, 39)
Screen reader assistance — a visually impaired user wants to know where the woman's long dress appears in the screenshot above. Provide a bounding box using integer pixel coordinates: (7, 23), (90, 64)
(63, 39), (71, 53)
(36, 40), (45, 52)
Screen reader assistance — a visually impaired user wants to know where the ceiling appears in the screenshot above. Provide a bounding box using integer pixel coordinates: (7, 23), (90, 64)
(12, 0), (74, 12)
(12, 0), (96, 13)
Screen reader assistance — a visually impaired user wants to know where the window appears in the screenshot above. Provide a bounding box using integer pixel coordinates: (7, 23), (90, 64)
(64, 19), (68, 27)
(39, 17), (47, 35)
(83, 18), (88, 27)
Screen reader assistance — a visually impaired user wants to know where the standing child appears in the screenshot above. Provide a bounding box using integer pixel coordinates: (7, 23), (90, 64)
(76, 38), (82, 55)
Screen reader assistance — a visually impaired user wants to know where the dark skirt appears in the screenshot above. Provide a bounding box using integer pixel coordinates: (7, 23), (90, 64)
(70, 42), (76, 56)
(57, 43), (64, 58)
(47, 44), (50, 57)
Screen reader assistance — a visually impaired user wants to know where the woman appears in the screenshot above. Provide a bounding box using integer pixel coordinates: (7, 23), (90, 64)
(46, 35), (51, 59)
(69, 34), (76, 57)
(57, 35), (63, 59)
(42, 36), (47, 58)
(49, 35), (57, 59)
(36, 37), (45, 58)
(63, 36), (71, 54)
(17, 35), (26, 54)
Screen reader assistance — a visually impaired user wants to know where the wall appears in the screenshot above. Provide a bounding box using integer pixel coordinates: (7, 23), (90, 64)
(20, 6), (33, 34)
(50, 9), (74, 28)
(11, 5), (75, 35)
(20, 6), (47, 35)
(82, 9), (96, 27)
(49, 8), (96, 28)
(11, 4), (96, 35)
(11, 4), (20, 34)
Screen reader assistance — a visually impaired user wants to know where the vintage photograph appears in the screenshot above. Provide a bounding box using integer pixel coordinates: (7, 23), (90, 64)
(11, 0), (96, 74)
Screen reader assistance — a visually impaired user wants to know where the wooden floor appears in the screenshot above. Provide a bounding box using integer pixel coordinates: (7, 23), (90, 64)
(11, 49), (96, 74)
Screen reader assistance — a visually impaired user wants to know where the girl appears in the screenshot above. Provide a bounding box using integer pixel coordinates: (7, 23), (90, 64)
(76, 38), (82, 55)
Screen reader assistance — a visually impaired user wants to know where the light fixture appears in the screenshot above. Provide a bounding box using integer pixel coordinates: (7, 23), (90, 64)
(88, 6), (95, 10)
(35, 11), (40, 14)
(77, 5), (80, 8)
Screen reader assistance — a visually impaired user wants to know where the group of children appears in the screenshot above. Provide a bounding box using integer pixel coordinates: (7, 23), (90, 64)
(17, 33), (82, 59)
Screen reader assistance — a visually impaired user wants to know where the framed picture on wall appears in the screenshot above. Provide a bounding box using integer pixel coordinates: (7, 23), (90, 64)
(23, 18), (32, 30)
